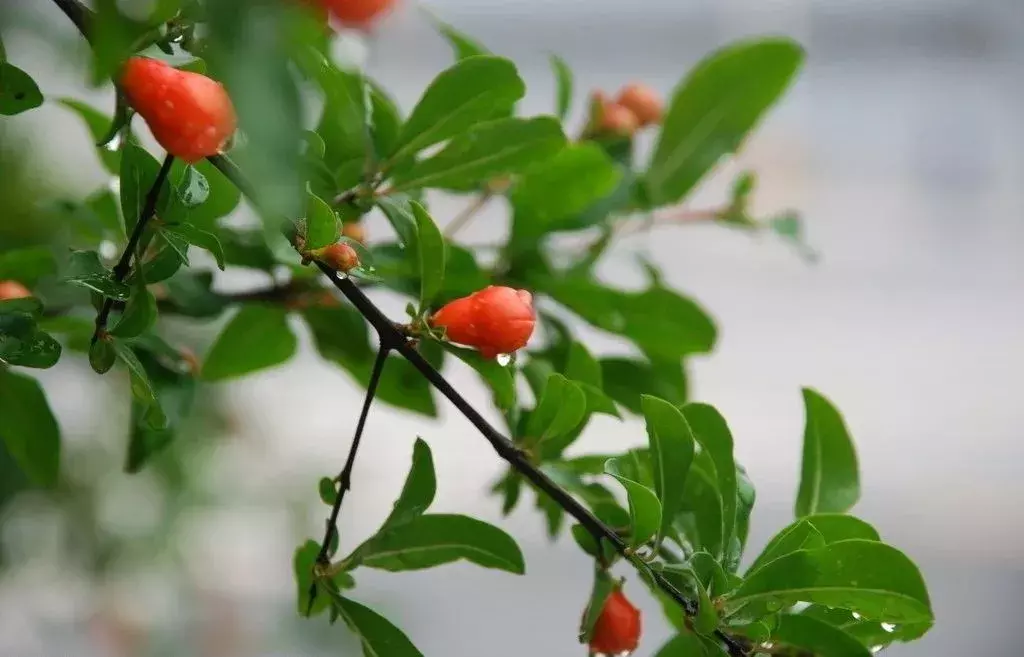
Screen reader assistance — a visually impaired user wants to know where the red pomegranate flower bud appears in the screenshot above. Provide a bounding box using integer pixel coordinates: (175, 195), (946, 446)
(120, 57), (237, 163)
(318, 0), (398, 28)
(589, 589), (642, 655)
(431, 286), (535, 359)
(0, 280), (31, 300)
(615, 83), (663, 127)
(317, 242), (360, 273)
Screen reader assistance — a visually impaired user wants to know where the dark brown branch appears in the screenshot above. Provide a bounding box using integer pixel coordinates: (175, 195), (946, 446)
(52, 0), (93, 43)
(92, 153), (174, 343)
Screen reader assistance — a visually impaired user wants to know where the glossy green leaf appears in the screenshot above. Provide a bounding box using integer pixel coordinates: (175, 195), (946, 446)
(170, 159), (241, 228)
(798, 604), (931, 650)
(333, 596), (425, 657)
(746, 518), (826, 577)
(795, 388), (860, 517)
(434, 19), (489, 60)
(178, 165), (210, 207)
(510, 143), (621, 237)
(319, 477), (338, 505)
(679, 451), (725, 558)
(0, 248), (57, 285)
(0, 369), (60, 487)
(113, 342), (167, 430)
(357, 514), (525, 574)
(773, 614), (872, 657)
(162, 223), (226, 270)
(89, 337), (116, 374)
(110, 278), (157, 338)
(0, 308), (61, 369)
(524, 373), (587, 448)
(63, 250), (130, 300)
(294, 540), (330, 617)
(653, 631), (714, 657)
(0, 63), (43, 116)
(388, 56), (524, 163)
(202, 305), (297, 381)
(390, 117), (565, 191)
(542, 277), (716, 358)
(550, 54), (573, 121)
(662, 564), (718, 636)
(642, 395), (696, 547)
(579, 569), (614, 643)
(605, 457), (661, 546)
(645, 38), (804, 206)
(58, 98), (123, 173)
(123, 343), (196, 472)
(601, 356), (688, 414)
(411, 202), (446, 308)
(729, 464), (756, 571)
(376, 195), (418, 249)
(444, 344), (515, 410)
(729, 540), (933, 624)
(304, 192), (340, 251)
(381, 437), (436, 529)
(683, 403), (737, 546)
(804, 514), (880, 544)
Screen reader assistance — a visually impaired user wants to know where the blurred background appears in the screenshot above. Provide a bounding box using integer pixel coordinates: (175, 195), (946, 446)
(1, 0), (1023, 655)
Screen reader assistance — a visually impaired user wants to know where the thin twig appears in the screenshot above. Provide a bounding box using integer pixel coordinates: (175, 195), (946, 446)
(52, 0), (93, 43)
(444, 193), (492, 238)
(315, 345), (391, 566)
(91, 153), (174, 343)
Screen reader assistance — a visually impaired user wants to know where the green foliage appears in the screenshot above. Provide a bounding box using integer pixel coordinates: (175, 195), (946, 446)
(2, 7), (934, 657)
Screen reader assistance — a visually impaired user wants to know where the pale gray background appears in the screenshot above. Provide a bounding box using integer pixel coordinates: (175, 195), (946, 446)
(1, 0), (1022, 656)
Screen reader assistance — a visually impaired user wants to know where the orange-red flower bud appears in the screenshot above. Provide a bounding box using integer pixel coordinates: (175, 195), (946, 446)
(588, 589), (642, 655)
(0, 280), (31, 301)
(615, 83), (663, 126)
(431, 286), (535, 359)
(318, 242), (360, 273)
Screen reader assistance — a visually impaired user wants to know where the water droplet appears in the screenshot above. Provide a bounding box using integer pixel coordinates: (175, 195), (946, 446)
(496, 353), (512, 367)
(870, 646), (884, 654)
(108, 177), (121, 196)
(104, 132), (123, 152)
(99, 240), (117, 260)
(881, 623), (896, 633)
(851, 612), (862, 621)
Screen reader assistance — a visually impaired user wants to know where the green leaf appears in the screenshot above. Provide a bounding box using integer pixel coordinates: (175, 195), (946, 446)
(202, 305), (298, 381)
(114, 341), (167, 430)
(58, 98), (124, 174)
(178, 165), (210, 207)
(524, 373), (587, 449)
(293, 540), (330, 617)
(645, 38), (804, 206)
(390, 117), (565, 191)
(162, 223), (227, 270)
(357, 514), (525, 574)
(682, 403), (737, 547)
(662, 565), (718, 636)
(679, 450), (725, 558)
(803, 513), (880, 543)
(510, 143), (621, 237)
(122, 342), (196, 472)
(388, 56), (525, 163)
(798, 604), (931, 650)
(550, 54), (573, 121)
(319, 477), (338, 505)
(376, 195), (418, 249)
(333, 596), (425, 657)
(89, 338), (117, 374)
(434, 19), (489, 60)
(0, 62), (43, 116)
(444, 344), (515, 410)
(0, 307), (62, 369)
(653, 631), (714, 657)
(730, 540), (933, 624)
(542, 277), (716, 359)
(120, 141), (170, 234)
(601, 356), (688, 414)
(110, 278), (157, 338)
(795, 388), (860, 517)
(0, 369), (60, 487)
(605, 456), (661, 546)
(381, 437), (436, 529)
(304, 192), (340, 251)
(579, 569), (614, 643)
(730, 464), (756, 571)
(773, 614), (872, 657)
(563, 342), (619, 418)
(641, 395), (696, 547)
(410, 202), (446, 308)
(63, 250), (130, 300)
(0, 248), (57, 285)
(206, 0), (305, 223)
(746, 518), (826, 577)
